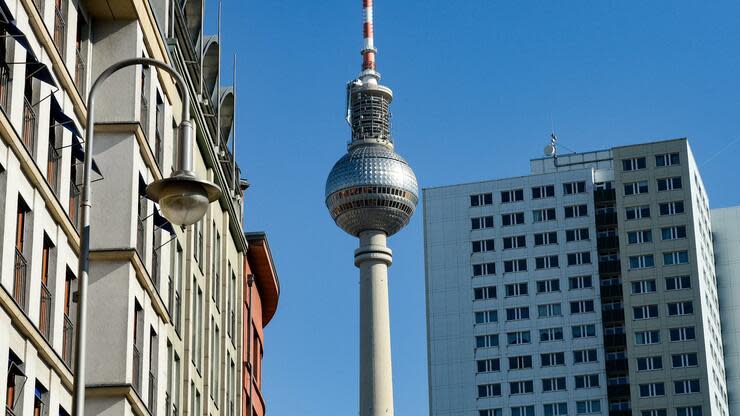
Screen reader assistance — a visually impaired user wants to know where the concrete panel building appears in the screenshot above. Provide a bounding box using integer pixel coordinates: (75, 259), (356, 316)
(424, 138), (729, 416)
(711, 207), (740, 416)
(0, 0), (280, 415)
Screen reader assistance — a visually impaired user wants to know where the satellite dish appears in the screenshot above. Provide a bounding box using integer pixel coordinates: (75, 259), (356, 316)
(544, 144), (556, 157)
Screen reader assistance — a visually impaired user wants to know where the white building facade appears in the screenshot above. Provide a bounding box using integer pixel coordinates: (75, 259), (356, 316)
(425, 139), (729, 416)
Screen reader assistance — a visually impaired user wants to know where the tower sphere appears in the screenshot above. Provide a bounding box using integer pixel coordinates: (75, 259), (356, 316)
(325, 144), (418, 237)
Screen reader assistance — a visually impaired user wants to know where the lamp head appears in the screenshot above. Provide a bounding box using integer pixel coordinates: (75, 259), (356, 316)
(146, 170), (221, 226)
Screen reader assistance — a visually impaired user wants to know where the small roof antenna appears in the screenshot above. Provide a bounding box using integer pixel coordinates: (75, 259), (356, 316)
(544, 132), (557, 157)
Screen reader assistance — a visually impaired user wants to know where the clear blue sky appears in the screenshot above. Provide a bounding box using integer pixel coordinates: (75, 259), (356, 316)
(207, 1), (740, 414)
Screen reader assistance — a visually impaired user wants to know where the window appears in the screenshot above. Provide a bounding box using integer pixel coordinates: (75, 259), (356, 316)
(534, 231), (558, 246)
(573, 349), (597, 364)
(537, 279), (560, 293)
(507, 331), (530, 345)
(570, 300), (594, 314)
(505, 307), (530, 321)
(533, 208), (556, 222)
(474, 286), (497, 300)
(626, 205), (650, 220)
(636, 356), (663, 371)
(663, 251), (689, 265)
(508, 355), (533, 370)
(480, 410), (503, 416)
(629, 255), (655, 269)
(511, 406), (535, 416)
(659, 201), (685, 215)
(661, 226), (687, 240)
(473, 262), (496, 277)
(566, 228), (590, 241)
(563, 181), (586, 194)
(503, 235), (526, 249)
(543, 403), (568, 416)
(509, 380), (533, 394)
(475, 310), (498, 324)
(624, 180), (649, 195)
(666, 275), (691, 290)
(567, 252), (591, 266)
(635, 330), (660, 345)
(672, 353), (698, 368)
(564, 204), (588, 218)
(477, 383), (501, 398)
(538, 303), (562, 318)
(574, 374), (599, 389)
(576, 400), (601, 415)
(475, 334), (499, 349)
(667, 301), (693, 316)
(569, 275), (592, 290)
(633, 304), (659, 320)
(477, 358), (500, 373)
(532, 185), (555, 199)
(472, 239), (495, 253)
(503, 259), (527, 273)
(674, 379), (700, 394)
(627, 230), (652, 244)
(535, 255), (559, 269)
(572, 324), (596, 339)
(631, 279), (656, 294)
(657, 177), (682, 191)
(622, 157), (646, 171)
(540, 352), (565, 367)
(33, 382), (48, 416)
(472, 216), (494, 230)
(501, 189), (524, 203)
(470, 193), (493, 206)
(676, 407), (702, 416)
(539, 327), (563, 342)
(502, 212), (525, 226)
(639, 383), (665, 397)
(505, 283), (528, 297)
(669, 327), (695, 342)
(656, 152), (680, 166)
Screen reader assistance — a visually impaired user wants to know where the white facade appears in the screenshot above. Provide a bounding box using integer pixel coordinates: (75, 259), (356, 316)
(711, 207), (740, 416)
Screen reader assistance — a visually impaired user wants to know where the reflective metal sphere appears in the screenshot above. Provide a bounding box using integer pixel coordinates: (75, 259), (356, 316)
(325, 144), (418, 237)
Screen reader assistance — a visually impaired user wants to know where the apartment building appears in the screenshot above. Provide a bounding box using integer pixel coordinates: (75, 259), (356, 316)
(424, 138), (728, 416)
(0, 0), (280, 415)
(711, 207), (740, 416)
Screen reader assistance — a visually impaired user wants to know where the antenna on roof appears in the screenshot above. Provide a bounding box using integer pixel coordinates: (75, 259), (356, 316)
(544, 133), (557, 157)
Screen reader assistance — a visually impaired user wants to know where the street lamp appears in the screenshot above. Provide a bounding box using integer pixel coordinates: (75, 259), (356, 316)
(72, 57), (221, 416)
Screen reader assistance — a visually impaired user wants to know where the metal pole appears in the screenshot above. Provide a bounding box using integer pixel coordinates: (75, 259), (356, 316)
(72, 57), (192, 416)
(231, 55), (237, 195)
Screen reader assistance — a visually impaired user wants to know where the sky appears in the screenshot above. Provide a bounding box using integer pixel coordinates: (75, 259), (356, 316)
(206, 1), (740, 415)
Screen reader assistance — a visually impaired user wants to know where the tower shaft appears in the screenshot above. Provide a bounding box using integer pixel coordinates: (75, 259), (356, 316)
(355, 230), (394, 416)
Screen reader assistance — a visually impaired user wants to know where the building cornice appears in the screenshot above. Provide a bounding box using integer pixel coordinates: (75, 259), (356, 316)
(94, 121), (164, 181)
(89, 248), (171, 324)
(86, 384), (150, 416)
(244, 232), (280, 325)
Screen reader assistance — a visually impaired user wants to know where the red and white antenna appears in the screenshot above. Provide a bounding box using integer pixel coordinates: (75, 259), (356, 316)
(360, 0), (379, 83)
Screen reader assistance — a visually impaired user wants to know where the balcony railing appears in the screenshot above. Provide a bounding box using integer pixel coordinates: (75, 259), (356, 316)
(69, 179), (80, 230)
(13, 248), (27, 310)
(136, 216), (145, 260)
(132, 344), (142, 392)
(140, 93), (149, 135)
(229, 310), (235, 340)
(47, 140), (61, 195)
(0, 63), (10, 110)
(63, 314), (73, 367)
(6, 405), (16, 416)
(174, 291), (181, 334)
(173, 404), (179, 416)
(151, 248), (160, 287)
(148, 372), (156, 410)
(74, 48), (85, 96)
(53, 6), (66, 58)
(164, 392), (170, 416)
(155, 129), (162, 167)
(39, 283), (52, 340)
(22, 97), (37, 153)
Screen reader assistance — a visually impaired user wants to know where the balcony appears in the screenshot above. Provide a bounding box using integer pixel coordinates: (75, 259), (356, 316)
(609, 411), (631, 416)
(13, 248), (27, 310)
(53, 6), (66, 59)
(596, 212), (618, 227)
(599, 260), (621, 275)
(602, 309), (625, 323)
(136, 216), (145, 260)
(151, 249), (160, 287)
(174, 291), (181, 334)
(597, 235), (619, 251)
(62, 314), (73, 367)
(604, 333), (627, 348)
(147, 372), (156, 411)
(606, 358), (628, 373)
(22, 97), (37, 153)
(140, 93), (149, 136)
(132, 344), (141, 392)
(47, 141), (61, 196)
(600, 284), (623, 299)
(594, 188), (616, 202)
(154, 129), (162, 167)
(74, 48), (86, 97)
(69, 179), (80, 230)
(39, 283), (52, 340)
(6, 406), (16, 416)
(607, 384), (630, 398)
(0, 63), (10, 110)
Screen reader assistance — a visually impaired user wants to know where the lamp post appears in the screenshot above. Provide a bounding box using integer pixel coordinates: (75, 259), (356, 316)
(72, 57), (221, 416)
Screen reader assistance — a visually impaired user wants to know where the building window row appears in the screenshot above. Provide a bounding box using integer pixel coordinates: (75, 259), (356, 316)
(477, 375), (600, 399)
(469, 181), (588, 208)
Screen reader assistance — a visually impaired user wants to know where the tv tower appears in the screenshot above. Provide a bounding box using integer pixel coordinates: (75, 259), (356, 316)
(325, 1), (418, 415)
